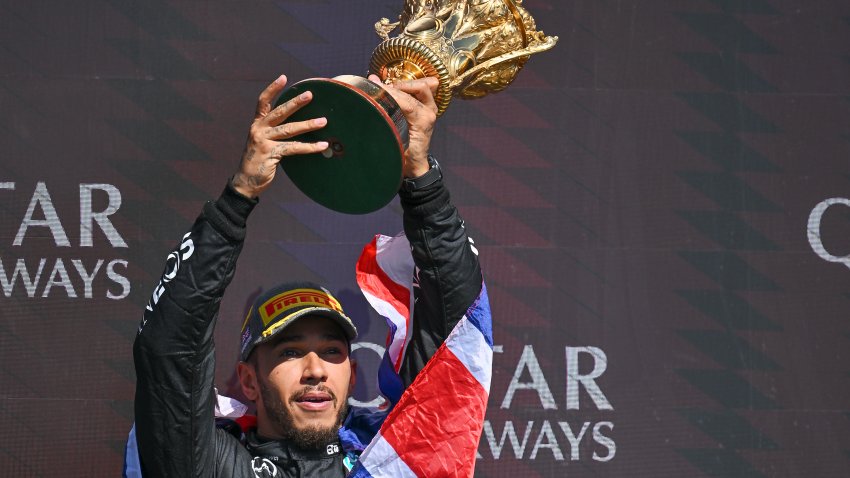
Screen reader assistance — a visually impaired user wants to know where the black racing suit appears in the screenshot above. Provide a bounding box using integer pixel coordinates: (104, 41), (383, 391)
(133, 165), (482, 478)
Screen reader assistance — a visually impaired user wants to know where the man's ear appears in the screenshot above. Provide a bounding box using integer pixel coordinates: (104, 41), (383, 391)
(348, 358), (357, 395)
(236, 360), (260, 402)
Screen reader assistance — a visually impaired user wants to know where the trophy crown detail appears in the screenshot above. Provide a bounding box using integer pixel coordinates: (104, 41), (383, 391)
(371, 0), (558, 115)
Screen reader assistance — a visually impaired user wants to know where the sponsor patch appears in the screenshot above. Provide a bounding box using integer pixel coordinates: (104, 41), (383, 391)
(259, 288), (343, 326)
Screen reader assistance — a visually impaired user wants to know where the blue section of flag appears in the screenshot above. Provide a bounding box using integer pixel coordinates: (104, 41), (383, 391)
(465, 283), (493, 347)
(377, 350), (404, 405)
(339, 407), (388, 454)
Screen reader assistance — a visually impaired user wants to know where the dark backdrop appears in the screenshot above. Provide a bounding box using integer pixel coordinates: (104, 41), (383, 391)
(1, 1), (849, 476)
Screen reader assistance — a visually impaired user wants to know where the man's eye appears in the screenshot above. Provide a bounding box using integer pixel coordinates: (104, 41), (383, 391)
(281, 349), (300, 358)
(324, 347), (341, 355)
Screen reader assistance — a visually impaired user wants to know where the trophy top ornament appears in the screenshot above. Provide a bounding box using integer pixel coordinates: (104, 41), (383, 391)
(371, 0), (558, 115)
(275, 0), (557, 214)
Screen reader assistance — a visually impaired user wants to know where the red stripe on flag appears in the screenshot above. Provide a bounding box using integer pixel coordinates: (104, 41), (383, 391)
(380, 346), (488, 477)
(356, 236), (410, 371)
(356, 237), (411, 340)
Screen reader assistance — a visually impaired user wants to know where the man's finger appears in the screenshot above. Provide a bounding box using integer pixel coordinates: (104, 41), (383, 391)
(270, 140), (330, 159)
(255, 75), (287, 119)
(368, 76), (418, 115)
(391, 78), (439, 115)
(264, 91), (314, 127)
(369, 75), (439, 116)
(393, 76), (439, 95)
(265, 117), (327, 140)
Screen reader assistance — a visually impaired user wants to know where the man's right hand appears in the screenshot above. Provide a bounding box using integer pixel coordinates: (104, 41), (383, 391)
(231, 74), (329, 199)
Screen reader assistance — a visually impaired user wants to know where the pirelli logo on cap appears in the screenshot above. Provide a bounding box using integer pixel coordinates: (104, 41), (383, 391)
(259, 288), (343, 326)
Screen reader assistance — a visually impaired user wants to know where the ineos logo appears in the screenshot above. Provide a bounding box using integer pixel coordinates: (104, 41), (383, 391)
(807, 198), (850, 270)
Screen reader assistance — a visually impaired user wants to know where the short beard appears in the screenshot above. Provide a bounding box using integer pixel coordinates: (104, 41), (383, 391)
(258, 377), (349, 450)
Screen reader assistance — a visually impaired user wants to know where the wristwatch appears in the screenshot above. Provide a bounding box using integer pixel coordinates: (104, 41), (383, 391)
(401, 155), (441, 192)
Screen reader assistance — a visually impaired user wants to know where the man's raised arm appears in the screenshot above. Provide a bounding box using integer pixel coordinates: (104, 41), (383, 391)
(369, 76), (484, 387)
(131, 75), (328, 477)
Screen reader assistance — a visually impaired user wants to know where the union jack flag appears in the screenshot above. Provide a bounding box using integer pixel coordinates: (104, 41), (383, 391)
(353, 233), (493, 477)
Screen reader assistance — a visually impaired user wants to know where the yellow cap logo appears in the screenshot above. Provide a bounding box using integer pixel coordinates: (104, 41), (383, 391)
(259, 288), (343, 326)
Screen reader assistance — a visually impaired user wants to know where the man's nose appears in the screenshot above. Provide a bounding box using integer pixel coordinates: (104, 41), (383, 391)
(301, 351), (328, 383)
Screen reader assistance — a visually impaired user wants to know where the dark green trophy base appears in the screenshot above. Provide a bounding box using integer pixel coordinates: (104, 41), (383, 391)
(275, 76), (408, 214)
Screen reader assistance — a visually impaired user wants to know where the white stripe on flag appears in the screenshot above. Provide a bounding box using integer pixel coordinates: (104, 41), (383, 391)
(360, 289), (408, 367)
(374, 234), (414, 289)
(445, 316), (493, 392)
(358, 432), (418, 478)
(373, 235), (416, 370)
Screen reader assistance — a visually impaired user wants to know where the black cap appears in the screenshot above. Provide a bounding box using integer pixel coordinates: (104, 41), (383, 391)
(239, 281), (357, 361)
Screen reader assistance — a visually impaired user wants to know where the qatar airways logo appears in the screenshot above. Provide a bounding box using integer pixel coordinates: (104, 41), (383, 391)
(478, 345), (616, 464)
(0, 182), (129, 299)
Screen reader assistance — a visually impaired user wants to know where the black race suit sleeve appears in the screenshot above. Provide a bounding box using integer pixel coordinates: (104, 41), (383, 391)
(133, 183), (256, 478)
(397, 161), (483, 387)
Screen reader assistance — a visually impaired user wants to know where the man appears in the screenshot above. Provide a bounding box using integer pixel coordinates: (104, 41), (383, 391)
(132, 72), (483, 477)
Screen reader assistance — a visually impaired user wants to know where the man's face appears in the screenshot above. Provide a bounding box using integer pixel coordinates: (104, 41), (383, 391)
(243, 316), (355, 448)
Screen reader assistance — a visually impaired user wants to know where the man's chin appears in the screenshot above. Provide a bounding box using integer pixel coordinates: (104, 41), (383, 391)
(290, 412), (339, 434)
(287, 403), (336, 424)
(285, 420), (340, 449)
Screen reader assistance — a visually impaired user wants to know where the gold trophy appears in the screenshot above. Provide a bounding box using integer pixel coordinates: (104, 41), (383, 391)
(277, 0), (558, 214)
